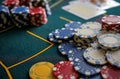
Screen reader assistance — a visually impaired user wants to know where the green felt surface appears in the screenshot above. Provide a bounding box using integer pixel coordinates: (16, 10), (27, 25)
(0, 0), (120, 79)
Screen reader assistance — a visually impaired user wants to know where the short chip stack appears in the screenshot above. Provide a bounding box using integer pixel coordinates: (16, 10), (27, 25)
(97, 31), (120, 51)
(102, 15), (120, 33)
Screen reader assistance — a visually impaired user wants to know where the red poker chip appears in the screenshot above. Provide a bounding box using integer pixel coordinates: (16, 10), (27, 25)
(102, 15), (120, 24)
(101, 64), (120, 79)
(29, 7), (45, 15)
(3, 0), (19, 5)
(53, 61), (80, 79)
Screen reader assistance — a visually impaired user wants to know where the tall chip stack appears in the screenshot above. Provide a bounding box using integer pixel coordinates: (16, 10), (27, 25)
(29, 7), (47, 26)
(2, 0), (19, 10)
(0, 0), (51, 32)
(30, 0), (51, 16)
(11, 6), (30, 28)
(0, 5), (12, 32)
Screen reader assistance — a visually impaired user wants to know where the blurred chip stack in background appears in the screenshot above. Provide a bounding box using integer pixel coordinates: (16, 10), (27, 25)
(0, 0), (51, 32)
(19, 0), (30, 6)
(0, 5), (13, 31)
(101, 15), (120, 33)
(2, 0), (19, 10)
(30, 0), (51, 16)
(11, 6), (30, 28)
(29, 7), (47, 26)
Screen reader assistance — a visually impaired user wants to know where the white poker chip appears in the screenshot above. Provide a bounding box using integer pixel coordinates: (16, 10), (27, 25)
(106, 50), (120, 68)
(98, 33), (120, 48)
(83, 47), (107, 65)
(74, 28), (98, 38)
(81, 22), (102, 31)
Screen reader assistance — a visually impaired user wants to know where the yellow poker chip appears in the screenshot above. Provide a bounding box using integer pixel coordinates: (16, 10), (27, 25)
(29, 62), (56, 79)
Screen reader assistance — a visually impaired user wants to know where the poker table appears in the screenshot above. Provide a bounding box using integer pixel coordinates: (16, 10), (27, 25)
(0, 0), (120, 79)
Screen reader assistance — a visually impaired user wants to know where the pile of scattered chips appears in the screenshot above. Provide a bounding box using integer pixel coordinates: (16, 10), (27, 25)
(28, 15), (120, 79)
(47, 14), (120, 79)
(0, 0), (51, 31)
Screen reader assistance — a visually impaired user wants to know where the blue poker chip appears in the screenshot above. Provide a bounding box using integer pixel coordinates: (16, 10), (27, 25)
(11, 6), (29, 14)
(48, 30), (63, 43)
(80, 74), (101, 79)
(58, 42), (76, 55)
(67, 48), (101, 76)
(0, 5), (9, 13)
(65, 21), (82, 29)
(54, 28), (75, 40)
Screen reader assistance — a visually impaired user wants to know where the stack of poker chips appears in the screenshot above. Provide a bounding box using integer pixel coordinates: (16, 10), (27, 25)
(29, 7), (48, 26)
(73, 22), (101, 48)
(11, 6), (30, 28)
(97, 31), (120, 51)
(102, 15), (120, 33)
(30, 0), (51, 16)
(48, 21), (82, 44)
(0, 0), (51, 32)
(0, 5), (13, 31)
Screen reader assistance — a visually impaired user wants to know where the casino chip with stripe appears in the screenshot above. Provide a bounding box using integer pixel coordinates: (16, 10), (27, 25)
(74, 28), (98, 38)
(54, 28), (75, 40)
(58, 42), (76, 55)
(106, 49), (120, 68)
(53, 61), (80, 79)
(83, 47), (107, 65)
(67, 48), (101, 76)
(29, 62), (56, 79)
(48, 30), (63, 43)
(64, 21), (82, 29)
(101, 64), (120, 79)
(81, 22), (102, 31)
(97, 33), (120, 51)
